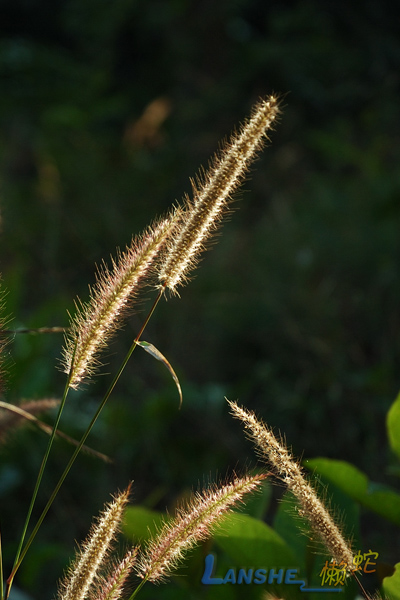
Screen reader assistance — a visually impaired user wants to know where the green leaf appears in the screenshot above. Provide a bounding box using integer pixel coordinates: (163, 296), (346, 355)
(122, 506), (165, 542)
(274, 492), (311, 572)
(305, 458), (400, 526)
(387, 392), (400, 461)
(213, 513), (300, 599)
(382, 562), (400, 600)
(137, 340), (182, 408)
(214, 512), (296, 567)
(274, 487), (359, 600)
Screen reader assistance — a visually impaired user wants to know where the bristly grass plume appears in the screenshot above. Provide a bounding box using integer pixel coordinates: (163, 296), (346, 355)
(90, 548), (137, 600)
(62, 216), (178, 389)
(61, 96), (280, 388)
(135, 474), (267, 584)
(158, 95), (280, 293)
(56, 485), (132, 600)
(227, 400), (354, 569)
(2, 95), (287, 600)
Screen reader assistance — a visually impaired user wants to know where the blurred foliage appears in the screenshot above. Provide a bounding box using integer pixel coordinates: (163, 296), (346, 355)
(0, 0), (400, 597)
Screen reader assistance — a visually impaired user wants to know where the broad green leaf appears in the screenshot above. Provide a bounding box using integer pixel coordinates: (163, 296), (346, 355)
(274, 492), (311, 572)
(305, 458), (400, 526)
(387, 392), (400, 461)
(382, 562), (400, 600)
(234, 476), (272, 520)
(274, 488), (359, 600)
(137, 340), (182, 408)
(213, 513), (300, 599)
(214, 512), (296, 567)
(122, 506), (165, 542)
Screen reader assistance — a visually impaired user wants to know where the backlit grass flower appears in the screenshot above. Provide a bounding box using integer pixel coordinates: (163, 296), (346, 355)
(228, 400), (354, 568)
(91, 548), (137, 600)
(158, 95), (280, 292)
(62, 216), (178, 389)
(56, 485), (131, 600)
(135, 473), (266, 583)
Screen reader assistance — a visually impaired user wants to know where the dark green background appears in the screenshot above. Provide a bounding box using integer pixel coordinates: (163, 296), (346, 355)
(0, 0), (399, 597)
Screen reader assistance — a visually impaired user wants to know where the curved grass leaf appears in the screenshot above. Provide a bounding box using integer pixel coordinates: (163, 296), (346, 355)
(137, 340), (182, 408)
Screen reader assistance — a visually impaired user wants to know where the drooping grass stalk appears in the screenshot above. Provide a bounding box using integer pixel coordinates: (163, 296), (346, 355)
(6, 289), (165, 594)
(227, 400), (354, 569)
(0, 283), (10, 395)
(1, 326), (65, 334)
(0, 399), (110, 461)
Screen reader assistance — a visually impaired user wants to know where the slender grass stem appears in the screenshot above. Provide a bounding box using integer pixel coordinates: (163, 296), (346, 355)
(5, 362), (73, 600)
(0, 327), (66, 335)
(5, 289), (164, 596)
(126, 577), (147, 600)
(133, 286), (165, 343)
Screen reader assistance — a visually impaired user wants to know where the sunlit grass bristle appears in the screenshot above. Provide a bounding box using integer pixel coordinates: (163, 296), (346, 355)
(158, 95), (281, 293)
(227, 399), (354, 569)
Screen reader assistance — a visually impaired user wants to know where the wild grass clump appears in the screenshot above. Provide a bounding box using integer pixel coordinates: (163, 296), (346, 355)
(0, 94), (389, 600)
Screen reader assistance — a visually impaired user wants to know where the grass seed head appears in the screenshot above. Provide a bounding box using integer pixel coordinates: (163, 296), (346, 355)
(56, 485), (131, 600)
(227, 400), (354, 569)
(135, 473), (266, 583)
(158, 95), (281, 292)
(62, 215), (178, 389)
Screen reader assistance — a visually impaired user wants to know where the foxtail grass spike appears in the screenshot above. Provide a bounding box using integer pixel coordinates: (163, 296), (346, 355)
(158, 95), (280, 292)
(62, 216), (177, 389)
(56, 485), (131, 600)
(91, 548), (137, 600)
(227, 400), (354, 569)
(135, 473), (266, 583)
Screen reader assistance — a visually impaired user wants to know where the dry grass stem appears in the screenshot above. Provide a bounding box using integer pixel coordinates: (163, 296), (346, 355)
(228, 400), (354, 568)
(62, 216), (177, 389)
(136, 473), (266, 583)
(56, 485), (131, 600)
(158, 95), (280, 292)
(0, 399), (60, 443)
